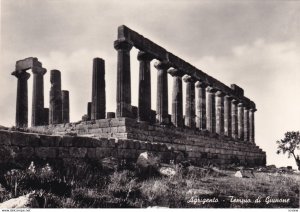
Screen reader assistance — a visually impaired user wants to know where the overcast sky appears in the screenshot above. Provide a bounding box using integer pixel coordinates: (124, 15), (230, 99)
(1, 0), (300, 168)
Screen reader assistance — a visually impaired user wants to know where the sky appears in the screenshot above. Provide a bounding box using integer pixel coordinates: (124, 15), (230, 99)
(1, 0), (300, 168)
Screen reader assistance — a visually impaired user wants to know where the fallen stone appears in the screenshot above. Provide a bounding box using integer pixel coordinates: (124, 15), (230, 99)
(136, 151), (161, 177)
(234, 170), (255, 178)
(0, 192), (34, 208)
(159, 166), (176, 177)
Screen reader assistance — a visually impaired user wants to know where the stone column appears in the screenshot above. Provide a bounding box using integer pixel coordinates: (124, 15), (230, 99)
(154, 61), (170, 124)
(224, 95), (232, 137)
(43, 108), (49, 125)
(195, 81), (207, 130)
(114, 40), (133, 118)
(206, 86), (216, 133)
(87, 102), (92, 121)
(249, 108), (257, 144)
(31, 67), (47, 126)
(137, 51), (154, 122)
(215, 91), (224, 135)
(49, 69), (62, 125)
(244, 107), (249, 142)
(168, 68), (184, 127)
(231, 99), (238, 139)
(91, 58), (106, 120)
(12, 71), (30, 128)
(237, 103), (244, 140)
(62, 90), (70, 123)
(183, 75), (196, 128)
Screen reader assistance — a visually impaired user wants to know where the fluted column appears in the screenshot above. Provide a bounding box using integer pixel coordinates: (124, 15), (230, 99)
(195, 81), (207, 130)
(168, 68), (184, 127)
(224, 95), (232, 137)
(91, 58), (106, 120)
(87, 102), (92, 121)
(249, 108), (257, 144)
(183, 75), (196, 128)
(137, 51), (154, 122)
(154, 61), (170, 124)
(114, 40), (133, 118)
(206, 86), (216, 133)
(215, 91), (224, 135)
(231, 99), (238, 139)
(62, 90), (70, 123)
(12, 71), (30, 128)
(238, 103), (244, 140)
(49, 69), (62, 125)
(31, 67), (47, 126)
(244, 107), (249, 142)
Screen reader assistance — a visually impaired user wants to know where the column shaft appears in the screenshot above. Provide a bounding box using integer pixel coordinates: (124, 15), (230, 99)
(196, 82), (206, 130)
(244, 108), (249, 142)
(137, 51), (153, 122)
(114, 40), (133, 118)
(13, 71), (30, 128)
(91, 58), (106, 120)
(49, 70), (62, 124)
(238, 103), (244, 140)
(206, 87), (216, 133)
(215, 91), (224, 135)
(249, 108), (256, 143)
(32, 68), (46, 126)
(184, 76), (196, 128)
(231, 99), (238, 139)
(224, 95), (232, 136)
(87, 102), (92, 121)
(62, 90), (70, 123)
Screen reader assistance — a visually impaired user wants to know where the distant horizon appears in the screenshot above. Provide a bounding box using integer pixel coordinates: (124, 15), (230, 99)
(1, 0), (300, 169)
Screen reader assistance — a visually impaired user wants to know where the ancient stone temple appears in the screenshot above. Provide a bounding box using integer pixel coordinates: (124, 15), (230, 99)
(9, 26), (266, 167)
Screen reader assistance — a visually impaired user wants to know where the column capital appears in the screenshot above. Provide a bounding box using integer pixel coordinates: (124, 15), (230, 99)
(215, 90), (225, 97)
(195, 81), (207, 88)
(250, 108), (257, 112)
(137, 51), (154, 61)
(168, 68), (185, 77)
(183, 75), (197, 83)
(206, 86), (217, 93)
(32, 66), (47, 75)
(231, 98), (239, 104)
(114, 40), (133, 51)
(224, 95), (233, 101)
(154, 61), (171, 70)
(11, 70), (30, 80)
(238, 102), (244, 107)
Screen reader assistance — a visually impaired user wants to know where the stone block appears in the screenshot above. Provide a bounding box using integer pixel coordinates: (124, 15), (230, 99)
(70, 147), (87, 158)
(108, 138), (116, 148)
(140, 142), (147, 150)
(0, 130), (11, 145)
(35, 147), (57, 158)
(40, 135), (61, 147)
(95, 147), (108, 159)
(117, 126), (127, 133)
(60, 136), (74, 147)
(100, 138), (109, 147)
(20, 147), (34, 158)
(58, 147), (71, 158)
(128, 140), (135, 149)
(97, 120), (110, 128)
(110, 118), (126, 127)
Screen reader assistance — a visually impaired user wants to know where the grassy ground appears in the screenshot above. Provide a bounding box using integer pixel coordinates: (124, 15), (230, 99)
(0, 161), (299, 208)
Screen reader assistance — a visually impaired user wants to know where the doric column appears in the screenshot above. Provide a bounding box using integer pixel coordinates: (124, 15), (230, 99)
(195, 81), (207, 130)
(12, 71), (30, 128)
(49, 69), (62, 125)
(244, 107), (249, 142)
(62, 90), (70, 123)
(31, 67), (47, 126)
(183, 75), (196, 128)
(137, 51), (154, 122)
(224, 95), (233, 137)
(114, 40), (133, 118)
(249, 107), (257, 144)
(231, 99), (238, 139)
(154, 61), (170, 124)
(43, 108), (49, 125)
(237, 102), (244, 140)
(168, 68), (184, 127)
(215, 91), (225, 135)
(87, 102), (92, 121)
(206, 86), (216, 133)
(91, 58), (106, 120)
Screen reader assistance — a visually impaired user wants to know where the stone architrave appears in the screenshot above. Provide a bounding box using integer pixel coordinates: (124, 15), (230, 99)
(206, 86), (216, 133)
(237, 103), (244, 140)
(31, 66), (47, 126)
(168, 68), (185, 127)
(249, 108), (257, 144)
(231, 99), (238, 139)
(114, 40), (133, 118)
(215, 91), (225, 135)
(244, 107), (249, 142)
(11, 71), (30, 128)
(195, 81), (207, 130)
(61, 90), (70, 123)
(91, 58), (106, 120)
(154, 61), (170, 124)
(49, 70), (62, 124)
(137, 51), (154, 122)
(224, 95), (233, 137)
(183, 75), (196, 128)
